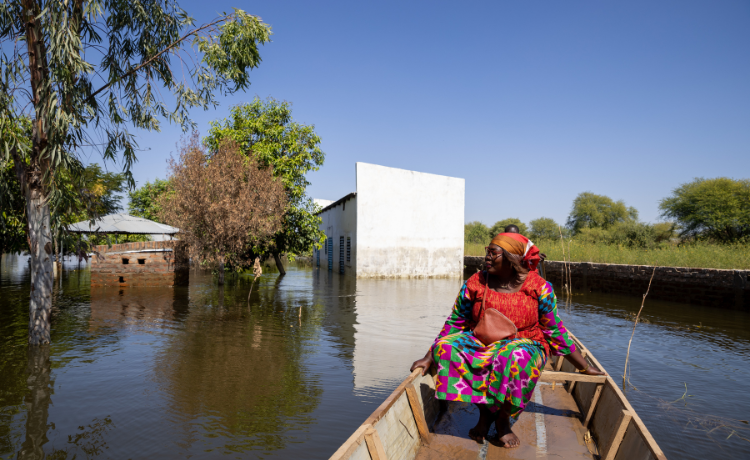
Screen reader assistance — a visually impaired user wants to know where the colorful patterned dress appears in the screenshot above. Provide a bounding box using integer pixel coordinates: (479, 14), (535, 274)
(432, 271), (576, 417)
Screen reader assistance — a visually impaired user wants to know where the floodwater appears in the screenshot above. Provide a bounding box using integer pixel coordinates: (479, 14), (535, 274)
(1, 254), (749, 460)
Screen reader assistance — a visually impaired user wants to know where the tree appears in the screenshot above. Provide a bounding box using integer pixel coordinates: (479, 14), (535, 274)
(128, 179), (171, 222)
(566, 192), (638, 234)
(158, 135), (286, 285)
(489, 218), (528, 237)
(1, 1), (271, 344)
(204, 97), (325, 273)
(0, 118), (31, 255)
(464, 221), (490, 244)
(659, 177), (750, 242)
(0, 159), (27, 255)
(529, 217), (560, 240)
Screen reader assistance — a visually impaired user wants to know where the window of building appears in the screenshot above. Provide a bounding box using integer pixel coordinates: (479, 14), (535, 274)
(122, 258), (129, 264)
(137, 259), (146, 265)
(346, 237), (351, 262)
(339, 236), (345, 274)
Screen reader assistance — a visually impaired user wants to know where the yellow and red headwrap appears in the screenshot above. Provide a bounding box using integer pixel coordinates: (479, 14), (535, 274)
(490, 233), (541, 271)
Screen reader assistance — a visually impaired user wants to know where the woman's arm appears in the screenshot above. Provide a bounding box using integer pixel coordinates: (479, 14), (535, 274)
(411, 280), (474, 375)
(434, 280), (474, 339)
(537, 281), (605, 375)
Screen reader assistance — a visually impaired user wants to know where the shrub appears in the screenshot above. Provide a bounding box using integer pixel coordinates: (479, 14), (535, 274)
(490, 218), (528, 237)
(465, 221), (490, 244)
(659, 177), (750, 243)
(529, 217), (561, 240)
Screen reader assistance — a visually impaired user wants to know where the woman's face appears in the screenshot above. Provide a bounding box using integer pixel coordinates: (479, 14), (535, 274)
(484, 243), (507, 274)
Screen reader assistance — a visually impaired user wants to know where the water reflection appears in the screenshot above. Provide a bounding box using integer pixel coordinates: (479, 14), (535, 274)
(1, 260), (750, 459)
(151, 272), (325, 454)
(351, 278), (460, 396)
(16, 347), (51, 460)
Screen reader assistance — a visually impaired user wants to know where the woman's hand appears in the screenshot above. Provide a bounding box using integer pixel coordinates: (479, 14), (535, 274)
(410, 352), (434, 376)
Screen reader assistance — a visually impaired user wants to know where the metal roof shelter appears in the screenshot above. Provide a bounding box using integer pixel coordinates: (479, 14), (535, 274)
(67, 213), (179, 235)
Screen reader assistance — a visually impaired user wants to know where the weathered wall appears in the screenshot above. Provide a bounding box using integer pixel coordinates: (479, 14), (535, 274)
(316, 194), (357, 274)
(91, 241), (189, 287)
(463, 256), (750, 310)
(356, 163), (464, 278)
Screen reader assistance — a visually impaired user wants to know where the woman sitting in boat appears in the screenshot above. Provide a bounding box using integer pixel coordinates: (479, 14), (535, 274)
(410, 232), (605, 448)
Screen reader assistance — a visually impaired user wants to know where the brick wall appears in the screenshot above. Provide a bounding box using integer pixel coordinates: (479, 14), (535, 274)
(463, 256), (750, 310)
(91, 240), (189, 287)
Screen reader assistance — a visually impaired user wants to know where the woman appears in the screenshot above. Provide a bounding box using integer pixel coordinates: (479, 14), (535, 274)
(410, 232), (605, 448)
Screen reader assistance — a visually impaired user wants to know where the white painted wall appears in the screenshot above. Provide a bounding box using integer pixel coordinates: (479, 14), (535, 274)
(315, 195), (357, 274)
(313, 198), (334, 208)
(356, 163), (464, 278)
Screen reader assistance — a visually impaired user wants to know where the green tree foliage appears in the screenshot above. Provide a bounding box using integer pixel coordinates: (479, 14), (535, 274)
(659, 177), (750, 242)
(529, 217), (561, 240)
(576, 222), (657, 249)
(1, 1), (271, 344)
(489, 218), (528, 237)
(566, 192), (638, 234)
(652, 222), (677, 243)
(0, 158), (27, 254)
(464, 221), (490, 244)
(204, 98), (326, 264)
(128, 179), (171, 222)
(0, 118), (30, 254)
(2, 120), (126, 255)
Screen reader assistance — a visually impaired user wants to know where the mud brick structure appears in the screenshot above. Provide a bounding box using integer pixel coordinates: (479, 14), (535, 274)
(464, 256), (750, 310)
(91, 241), (189, 287)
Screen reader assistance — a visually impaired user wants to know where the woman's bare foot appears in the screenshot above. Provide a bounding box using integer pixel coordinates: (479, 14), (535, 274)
(468, 405), (493, 443)
(494, 412), (520, 448)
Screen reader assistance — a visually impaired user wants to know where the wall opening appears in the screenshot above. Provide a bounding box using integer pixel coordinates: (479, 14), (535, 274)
(137, 259), (146, 265)
(346, 237), (351, 263)
(122, 258), (129, 264)
(118, 276), (124, 283)
(327, 238), (333, 271)
(339, 236), (345, 274)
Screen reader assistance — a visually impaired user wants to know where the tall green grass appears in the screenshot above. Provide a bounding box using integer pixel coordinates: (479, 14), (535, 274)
(465, 240), (750, 270)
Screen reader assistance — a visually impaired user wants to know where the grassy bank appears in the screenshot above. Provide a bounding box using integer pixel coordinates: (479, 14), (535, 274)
(465, 240), (750, 270)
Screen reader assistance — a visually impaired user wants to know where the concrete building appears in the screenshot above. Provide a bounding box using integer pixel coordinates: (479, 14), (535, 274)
(90, 241), (189, 287)
(314, 162), (465, 278)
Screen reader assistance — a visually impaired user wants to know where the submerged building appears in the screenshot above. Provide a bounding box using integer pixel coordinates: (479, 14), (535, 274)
(314, 162), (464, 278)
(68, 214), (189, 287)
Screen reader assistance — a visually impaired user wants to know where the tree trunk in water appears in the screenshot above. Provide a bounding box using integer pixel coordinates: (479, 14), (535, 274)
(273, 252), (286, 275)
(27, 194), (54, 345)
(17, 346), (52, 460)
(218, 257), (225, 285)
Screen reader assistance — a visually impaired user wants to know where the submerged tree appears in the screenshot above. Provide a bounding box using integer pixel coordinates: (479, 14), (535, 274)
(204, 97), (326, 274)
(158, 135), (286, 285)
(0, 1), (271, 344)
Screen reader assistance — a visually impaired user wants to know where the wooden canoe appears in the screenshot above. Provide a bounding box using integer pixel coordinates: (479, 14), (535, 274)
(329, 332), (667, 460)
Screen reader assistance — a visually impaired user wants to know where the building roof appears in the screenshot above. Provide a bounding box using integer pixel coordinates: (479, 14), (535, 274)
(67, 214), (179, 235)
(316, 192), (356, 214)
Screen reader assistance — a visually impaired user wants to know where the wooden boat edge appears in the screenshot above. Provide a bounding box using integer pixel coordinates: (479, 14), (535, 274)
(330, 335), (668, 460)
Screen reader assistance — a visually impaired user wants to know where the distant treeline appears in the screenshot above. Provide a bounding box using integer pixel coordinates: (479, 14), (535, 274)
(466, 177), (750, 249)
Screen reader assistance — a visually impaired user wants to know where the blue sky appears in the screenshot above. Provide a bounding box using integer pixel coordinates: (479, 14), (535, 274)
(108, 0), (750, 227)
